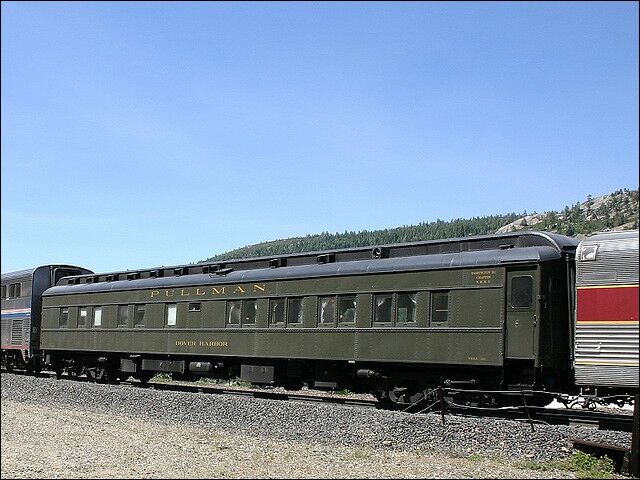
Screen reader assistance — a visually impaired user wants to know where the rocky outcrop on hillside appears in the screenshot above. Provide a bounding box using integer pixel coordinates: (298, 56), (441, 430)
(495, 214), (545, 234)
(495, 189), (638, 236)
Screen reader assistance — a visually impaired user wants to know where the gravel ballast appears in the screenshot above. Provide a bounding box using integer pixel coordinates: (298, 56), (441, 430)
(0, 373), (633, 478)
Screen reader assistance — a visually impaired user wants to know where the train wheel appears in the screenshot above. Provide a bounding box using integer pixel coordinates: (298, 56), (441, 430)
(377, 384), (425, 409)
(86, 368), (97, 382)
(135, 372), (154, 384)
(94, 366), (116, 384)
(86, 367), (107, 383)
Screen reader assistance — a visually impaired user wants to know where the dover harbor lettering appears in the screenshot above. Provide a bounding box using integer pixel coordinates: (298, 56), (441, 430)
(175, 340), (228, 347)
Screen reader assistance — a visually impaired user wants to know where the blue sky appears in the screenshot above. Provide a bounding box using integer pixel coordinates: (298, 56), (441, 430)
(2, 1), (638, 274)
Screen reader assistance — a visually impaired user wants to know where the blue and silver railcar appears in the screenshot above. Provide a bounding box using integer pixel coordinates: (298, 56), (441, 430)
(1, 265), (92, 371)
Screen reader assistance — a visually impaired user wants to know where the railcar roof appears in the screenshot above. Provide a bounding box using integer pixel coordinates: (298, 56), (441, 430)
(45, 245), (564, 296)
(1, 265), (93, 282)
(56, 230), (579, 286)
(207, 231), (579, 263)
(1, 267), (37, 282)
(582, 230), (638, 242)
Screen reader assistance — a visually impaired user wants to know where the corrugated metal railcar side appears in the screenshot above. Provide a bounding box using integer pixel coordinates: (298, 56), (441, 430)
(575, 230), (639, 390)
(1, 268), (36, 354)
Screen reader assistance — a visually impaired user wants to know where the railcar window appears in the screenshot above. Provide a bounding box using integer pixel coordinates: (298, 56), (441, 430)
(21, 282), (31, 298)
(431, 292), (449, 325)
(287, 298), (304, 325)
(511, 276), (533, 308)
(9, 284), (16, 298)
(117, 305), (129, 327)
(93, 307), (102, 327)
(1, 285), (5, 299)
(165, 304), (176, 327)
(338, 295), (357, 324)
(374, 294), (393, 324)
(54, 269), (77, 285)
(270, 298), (285, 325)
(226, 301), (241, 325)
(188, 302), (201, 312)
(242, 300), (257, 325)
(78, 308), (88, 328)
(59, 308), (69, 328)
(319, 296), (336, 325)
(135, 305), (147, 327)
(15, 283), (21, 297)
(397, 293), (417, 324)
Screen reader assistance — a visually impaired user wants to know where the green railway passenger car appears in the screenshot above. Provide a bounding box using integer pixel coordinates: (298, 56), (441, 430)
(40, 231), (579, 407)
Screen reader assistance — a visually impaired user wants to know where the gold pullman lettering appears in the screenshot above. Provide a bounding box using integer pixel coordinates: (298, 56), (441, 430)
(151, 284), (267, 299)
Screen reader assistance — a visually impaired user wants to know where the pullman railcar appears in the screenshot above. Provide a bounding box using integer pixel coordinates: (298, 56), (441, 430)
(1, 265), (93, 371)
(38, 231), (581, 406)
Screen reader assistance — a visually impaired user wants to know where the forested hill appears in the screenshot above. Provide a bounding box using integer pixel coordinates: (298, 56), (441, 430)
(202, 188), (639, 263)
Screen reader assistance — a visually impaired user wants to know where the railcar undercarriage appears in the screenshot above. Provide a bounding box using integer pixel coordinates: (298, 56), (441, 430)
(39, 351), (574, 409)
(1, 349), (39, 373)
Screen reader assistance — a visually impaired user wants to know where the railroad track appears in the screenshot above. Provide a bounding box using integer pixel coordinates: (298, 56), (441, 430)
(437, 402), (634, 432)
(122, 380), (635, 433)
(2, 369), (633, 432)
(113, 379), (639, 433)
(123, 378), (381, 409)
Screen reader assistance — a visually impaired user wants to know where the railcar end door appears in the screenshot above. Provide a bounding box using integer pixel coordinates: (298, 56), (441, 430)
(505, 269), (538, 359)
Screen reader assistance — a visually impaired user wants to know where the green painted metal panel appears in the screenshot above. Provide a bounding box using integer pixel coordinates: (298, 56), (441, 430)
(302, 296), (316, 328)
(40, 266), (516, 367)
(355, 294), (372, 328)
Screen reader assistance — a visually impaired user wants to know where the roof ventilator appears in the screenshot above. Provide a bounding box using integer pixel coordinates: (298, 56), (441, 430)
(215, 267), (234, 276)
(205, 264), (225, 275)
(371, 247), (389, 259)
(174, 267), (189, 276)
(269, 258), (286, 268)
(203, 264), (223, 274)
(316, 253), (335, 264)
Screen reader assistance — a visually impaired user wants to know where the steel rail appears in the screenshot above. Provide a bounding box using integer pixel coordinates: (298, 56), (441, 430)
(125, 379), (380, 408)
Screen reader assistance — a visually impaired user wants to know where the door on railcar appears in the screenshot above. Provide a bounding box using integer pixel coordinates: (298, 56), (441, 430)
(505, 268), (538, 359)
